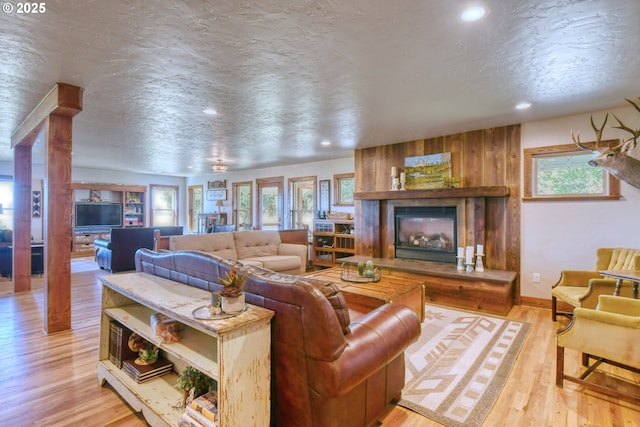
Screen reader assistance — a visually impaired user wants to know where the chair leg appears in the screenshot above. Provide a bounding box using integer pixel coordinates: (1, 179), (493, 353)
(556, 345), (565, 387)
(551, 296), (557, 321)
(582, 353), (590, 367)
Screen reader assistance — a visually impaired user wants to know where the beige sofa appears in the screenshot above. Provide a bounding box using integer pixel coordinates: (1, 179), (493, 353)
(169, 230), (308, 274)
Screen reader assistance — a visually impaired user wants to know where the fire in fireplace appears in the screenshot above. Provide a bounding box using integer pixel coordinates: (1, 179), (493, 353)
(394, 206), (457, 263)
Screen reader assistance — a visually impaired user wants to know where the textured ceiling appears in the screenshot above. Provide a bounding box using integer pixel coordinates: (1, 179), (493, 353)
(1, 0), (639, 176)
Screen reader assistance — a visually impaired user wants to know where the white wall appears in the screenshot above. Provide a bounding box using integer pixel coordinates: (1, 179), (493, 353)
(186, 157), (355, 229)
(520, 104), (640, 299)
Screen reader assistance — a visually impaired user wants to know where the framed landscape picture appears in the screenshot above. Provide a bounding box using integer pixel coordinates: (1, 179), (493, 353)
(207, 189), (227, 201)
(404, 152), (458, 189)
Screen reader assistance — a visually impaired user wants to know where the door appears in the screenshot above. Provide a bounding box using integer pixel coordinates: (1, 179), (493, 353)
(232, 181), (252, 231)
(256, 177), (283, 230)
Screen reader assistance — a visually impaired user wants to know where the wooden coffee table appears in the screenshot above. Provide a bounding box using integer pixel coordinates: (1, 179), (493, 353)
(305, 267), (425, 321)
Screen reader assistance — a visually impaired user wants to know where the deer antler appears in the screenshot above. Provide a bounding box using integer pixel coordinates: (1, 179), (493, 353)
(610, 98), (640, 149)
(572, 113), (608, 151)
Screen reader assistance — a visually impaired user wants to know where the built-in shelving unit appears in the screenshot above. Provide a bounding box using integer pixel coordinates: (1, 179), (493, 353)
(98, 272), (274, 427)
(123, 190), (145, 227)
(71, 183), (147, 257)
(312, 219), (355, 268)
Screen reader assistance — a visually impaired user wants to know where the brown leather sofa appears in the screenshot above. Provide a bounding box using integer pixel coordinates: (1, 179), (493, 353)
(135, 248), (421, 427)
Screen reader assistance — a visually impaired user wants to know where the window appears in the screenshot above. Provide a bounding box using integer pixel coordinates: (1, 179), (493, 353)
(333, 173), (355, 206)
(523, 142), (620, 201)
(289, 176), (316, 237)
(232, 181), (252, 231)
(150, 185), (179, 226)
(0, 177), (13, 230)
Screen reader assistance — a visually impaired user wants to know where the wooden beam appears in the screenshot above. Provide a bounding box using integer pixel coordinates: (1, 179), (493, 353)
(11, 83), (83, 148)
(354, 186), (510, 201)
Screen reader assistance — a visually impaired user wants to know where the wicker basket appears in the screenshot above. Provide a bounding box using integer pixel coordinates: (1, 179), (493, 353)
(326, 212), (352, 220)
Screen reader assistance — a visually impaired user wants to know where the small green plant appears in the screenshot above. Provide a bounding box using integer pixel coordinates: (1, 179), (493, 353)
(176, 366), (216, 403)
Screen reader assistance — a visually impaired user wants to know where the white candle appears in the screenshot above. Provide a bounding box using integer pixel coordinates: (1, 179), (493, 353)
(457, 247), (464, 257)
(477, 244), (483, 255)
(466, 246), (474, 263)
(400, 171), (406, 182)
(391, 166), (397, 177)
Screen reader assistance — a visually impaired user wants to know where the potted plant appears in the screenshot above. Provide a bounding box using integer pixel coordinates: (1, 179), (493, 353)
(219, 267), (248, 314)
(176, 366), (216, 405)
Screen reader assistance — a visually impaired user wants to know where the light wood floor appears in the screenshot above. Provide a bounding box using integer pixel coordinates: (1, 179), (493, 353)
(0, 260), (638, 427)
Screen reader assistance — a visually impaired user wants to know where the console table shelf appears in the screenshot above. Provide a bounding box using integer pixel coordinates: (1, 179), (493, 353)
(340, 256), (516, 315)
(98, 272), (274, 427)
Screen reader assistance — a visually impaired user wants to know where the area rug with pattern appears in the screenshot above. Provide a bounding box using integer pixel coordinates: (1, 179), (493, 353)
(398, 304), (530, 427)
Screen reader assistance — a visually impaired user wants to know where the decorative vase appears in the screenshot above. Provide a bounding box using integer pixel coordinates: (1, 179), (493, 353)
(221, 293), (246, 314)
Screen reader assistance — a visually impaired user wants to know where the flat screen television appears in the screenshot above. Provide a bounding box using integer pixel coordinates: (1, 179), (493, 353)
(75, 203), (123, 228)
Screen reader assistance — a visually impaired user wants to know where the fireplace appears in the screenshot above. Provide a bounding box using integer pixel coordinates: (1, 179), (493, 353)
(394, 206), (458, 263)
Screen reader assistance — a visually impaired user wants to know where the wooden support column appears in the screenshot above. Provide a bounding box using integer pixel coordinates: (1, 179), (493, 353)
(43, 114), (74, 332)
(11, 83), (82, 334)
(12, 145), (33, 292)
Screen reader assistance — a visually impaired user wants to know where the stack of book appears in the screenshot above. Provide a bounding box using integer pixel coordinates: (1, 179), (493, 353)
(122, 357), (173, 383)
(180, 391), (218, 427)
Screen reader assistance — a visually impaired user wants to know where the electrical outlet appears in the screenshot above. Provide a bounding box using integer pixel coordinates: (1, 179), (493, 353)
(533, 273), (540, 283)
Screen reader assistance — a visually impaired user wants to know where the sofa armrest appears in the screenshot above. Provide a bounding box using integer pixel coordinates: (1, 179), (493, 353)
(277, 243), (308, 273)
(554, 270), (602, 288)
(277, 242), (307, 258)
(570, 305), (640, 330)
(94, 238), (112, 250)
(308, 303), (421, 397)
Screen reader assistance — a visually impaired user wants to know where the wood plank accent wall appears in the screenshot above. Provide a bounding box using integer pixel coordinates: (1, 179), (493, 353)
(354, 125), (521, 289)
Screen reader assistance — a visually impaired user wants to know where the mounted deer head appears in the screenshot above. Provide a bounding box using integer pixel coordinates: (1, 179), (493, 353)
(572, 97), (640, 190)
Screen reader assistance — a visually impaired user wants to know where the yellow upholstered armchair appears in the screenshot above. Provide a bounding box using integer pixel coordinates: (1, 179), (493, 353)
(551, 247), (640, 320)
(556, 295), (640, 405)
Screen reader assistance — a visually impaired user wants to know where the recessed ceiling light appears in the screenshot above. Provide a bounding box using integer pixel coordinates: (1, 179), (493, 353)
(202, 108), (217, 115)
(461, 5), (488, 22)
(321, 140), (331, 146)
(515, 102), (532, 110)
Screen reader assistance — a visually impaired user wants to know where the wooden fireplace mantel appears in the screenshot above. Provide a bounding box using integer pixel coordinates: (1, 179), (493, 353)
(354, 186), (509, 201)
